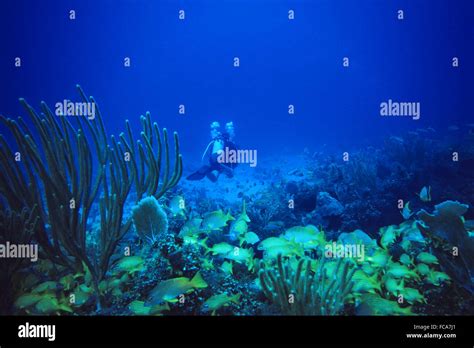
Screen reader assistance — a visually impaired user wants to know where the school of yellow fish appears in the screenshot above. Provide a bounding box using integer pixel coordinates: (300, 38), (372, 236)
(13, 186), (453, 316)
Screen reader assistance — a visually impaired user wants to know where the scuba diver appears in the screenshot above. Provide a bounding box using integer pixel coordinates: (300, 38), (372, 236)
(187, 121), (238, 182)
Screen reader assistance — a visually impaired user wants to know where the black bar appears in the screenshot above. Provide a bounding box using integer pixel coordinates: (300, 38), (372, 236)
(0, 316), (472, 346)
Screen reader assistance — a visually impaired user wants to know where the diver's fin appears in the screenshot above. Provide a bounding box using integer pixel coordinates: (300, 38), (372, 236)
(206, 172), (218, 182)
(187, 171), (207, 181)
(186, 166), (211, 181)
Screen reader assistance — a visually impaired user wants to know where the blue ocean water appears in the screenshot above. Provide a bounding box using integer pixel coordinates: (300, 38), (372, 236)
(1, 0), (473, 160)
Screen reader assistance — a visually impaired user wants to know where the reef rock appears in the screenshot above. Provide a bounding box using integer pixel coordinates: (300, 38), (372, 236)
(316, 192), (344, 217)
(293, 184), (317, 213)
(417, 200), (474, 293)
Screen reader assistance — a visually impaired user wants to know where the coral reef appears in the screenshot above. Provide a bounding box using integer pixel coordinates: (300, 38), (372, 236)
(302, 133), (474, 234)
(1, 95), (473, 316)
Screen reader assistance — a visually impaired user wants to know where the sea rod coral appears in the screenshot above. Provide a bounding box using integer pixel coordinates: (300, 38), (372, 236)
(0, 85), (182, 309)
(258, 254), (355, 315)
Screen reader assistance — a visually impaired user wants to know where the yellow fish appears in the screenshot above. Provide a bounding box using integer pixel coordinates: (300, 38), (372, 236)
(31, 281), (59, 293)
(258, 237), (291, 251)
(71, 286), (92, 307)
(113, 256), (145, 274)
(183, 235), (208, 248)
(239, 232), (260, 246)
(367, 249), (390, 268)
(169, 195), (186, 217)
(351, 270), (381, 294)
(59, 274), (75, 291)
(416, 263), (430, 276)
(237, 200), (250, 222)
(203, 293), (241, 315)
(283, 225), (323, 245)
(220, 261), (233, 275)
(228, 219), (248, 241)
(178, 218), (203, 237)
(416, 252), (438, 265)
(380, 225), (398, 249)
(400, 238), (412, 252)
(361, 262), (377, 276)
(400, 287), (426, 304)
(128, 300), (170, 315)
(224, 247), (254, 271)
(399, 253), (413, 266)
(227, 201), (251, 241)
(386, 262), (420, 280)
(201, 210), (234, 230)
(426, 271), (450, 286)
(263, 243), (304, 260)
(384, 277), (404, 296)
(146, 272), (208, 305)
(417, 186), (431, 202)
(207, 242), (234, 255)
(35, 296), (73, 314)
(14, 294), (42, 309)
(338, 229), (376, 251)
(356, 294), (413, 316)
(201, 257), (214, 271)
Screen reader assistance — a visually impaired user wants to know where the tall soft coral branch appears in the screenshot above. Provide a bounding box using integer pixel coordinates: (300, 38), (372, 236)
(259, 254), (355, 315)
(0, 85), (183, 309)
(0, 206), (39, 314)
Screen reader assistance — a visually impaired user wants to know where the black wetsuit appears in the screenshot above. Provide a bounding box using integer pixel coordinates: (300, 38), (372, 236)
(187, 136), (237, 182)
